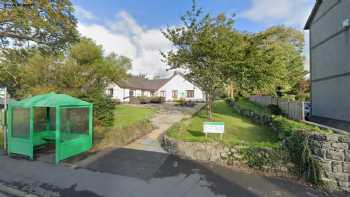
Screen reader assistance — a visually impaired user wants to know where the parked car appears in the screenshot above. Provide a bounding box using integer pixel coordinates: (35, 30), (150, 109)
(304, 102), (311, 121)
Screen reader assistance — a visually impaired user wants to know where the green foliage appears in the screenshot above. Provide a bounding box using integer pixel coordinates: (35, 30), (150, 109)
(267, 104), (282, 115)
(162, 1), (245, 119)
(235, 98), (269, 114)
(136, 96), (150, 104)
(94, 105), (157, 150)
(234, 26), (307, 96)
(167, 100), (279, 146)
(82, 92), (115, 127)
(150, 96), (165, 104)
(0, 0), (79, 52)
(225, 97), (234, 104)
(241, 145), (285, 170)
(0, 38), (131, 126)
(285, 131), (323, 184)
(175, 98), (186, 106)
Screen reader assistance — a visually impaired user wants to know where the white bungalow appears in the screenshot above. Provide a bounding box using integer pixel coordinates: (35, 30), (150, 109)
(106, 73), (205, 102)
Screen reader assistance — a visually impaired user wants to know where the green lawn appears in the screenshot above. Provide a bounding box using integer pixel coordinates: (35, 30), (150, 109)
(94, 104), (157, 150)
(113, 105), (157, 128)
(236, 98), (270, 114)
(167, 101), (279, 147)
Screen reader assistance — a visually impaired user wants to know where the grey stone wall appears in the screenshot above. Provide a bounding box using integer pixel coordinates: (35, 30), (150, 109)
(236, 106), (350, 192)
(310, 134), (350, 192)
(160, 135), (287, 173)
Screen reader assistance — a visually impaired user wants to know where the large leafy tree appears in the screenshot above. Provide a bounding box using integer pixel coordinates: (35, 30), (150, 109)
(0, 38), (131, 126)
(162, 3), (244, 119)
(0, 0), (78, 52)
(234, 26), (306, 96)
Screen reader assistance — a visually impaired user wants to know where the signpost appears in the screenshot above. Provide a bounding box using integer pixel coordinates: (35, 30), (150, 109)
(203, 122), (224, 139)
(0, 87), (7, 150)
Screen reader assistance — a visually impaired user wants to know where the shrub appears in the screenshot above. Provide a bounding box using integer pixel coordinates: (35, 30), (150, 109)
(225, 97), (234, 104)
(137, 96), (150, 104)
(284, 130), (323, 185)
(175, 98), (186, 106)
(150, 96), (165, 103)
(267, 104), (282, 115)
(82, 92), (115, 127)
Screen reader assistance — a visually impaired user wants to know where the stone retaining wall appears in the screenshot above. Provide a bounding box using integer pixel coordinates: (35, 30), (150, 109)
(160, 135), (288, 173)
(234, 105), (350, 192)
(309, 134), (350, 191)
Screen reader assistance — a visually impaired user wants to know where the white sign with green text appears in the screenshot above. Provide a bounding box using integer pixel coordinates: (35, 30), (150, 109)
(203, 122), (224, 139)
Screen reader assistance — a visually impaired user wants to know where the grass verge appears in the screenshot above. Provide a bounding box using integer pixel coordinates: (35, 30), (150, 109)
(167, 100), (279, 147)
(236, 98), (332, 135)
(93, 104), (157, 151)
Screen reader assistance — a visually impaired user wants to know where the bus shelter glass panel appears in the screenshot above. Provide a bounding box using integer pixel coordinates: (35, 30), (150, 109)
(12, 108), (30, 139)
(60, 108), (89, 142)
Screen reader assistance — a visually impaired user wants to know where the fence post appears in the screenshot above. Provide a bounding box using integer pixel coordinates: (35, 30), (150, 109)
(301, 101), (305, 121)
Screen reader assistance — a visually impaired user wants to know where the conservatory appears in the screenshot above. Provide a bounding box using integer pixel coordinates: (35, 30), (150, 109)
(6, 92), (93, 164)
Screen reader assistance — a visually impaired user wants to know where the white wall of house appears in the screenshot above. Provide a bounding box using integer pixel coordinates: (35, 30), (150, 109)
(106, 83), (130, 102)
(106, 74), (205, 103)
(156, 74), (205, 102)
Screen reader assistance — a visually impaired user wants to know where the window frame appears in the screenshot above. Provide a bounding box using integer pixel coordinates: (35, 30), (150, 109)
(186, 90), (194, 98)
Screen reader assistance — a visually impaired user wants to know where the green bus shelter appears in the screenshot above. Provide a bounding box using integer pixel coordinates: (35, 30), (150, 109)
(6, 92), (93, 164)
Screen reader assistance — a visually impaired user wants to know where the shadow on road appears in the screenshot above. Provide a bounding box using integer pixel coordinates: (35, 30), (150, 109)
(85, 148), (258, 197)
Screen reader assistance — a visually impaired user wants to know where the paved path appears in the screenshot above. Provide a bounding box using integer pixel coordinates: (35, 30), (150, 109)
(125, 103), (205, 153)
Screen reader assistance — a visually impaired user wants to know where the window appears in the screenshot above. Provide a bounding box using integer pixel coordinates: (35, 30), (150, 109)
(172, 90), (178, 98)
(129, 90), (134, 97)
(186, 90), (194, 98)
(107, 88), (113, 97)
(160, 91), (166, 97)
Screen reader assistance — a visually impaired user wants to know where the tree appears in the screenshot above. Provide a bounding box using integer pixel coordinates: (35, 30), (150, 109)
(232, 26), (307, 96)
(162, 2), (244, 119)
(0, 37), (131, 126)
(0, 0), (78, 52)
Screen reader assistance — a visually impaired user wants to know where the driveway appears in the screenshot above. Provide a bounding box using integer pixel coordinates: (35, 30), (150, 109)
(0, 104), (347, 197)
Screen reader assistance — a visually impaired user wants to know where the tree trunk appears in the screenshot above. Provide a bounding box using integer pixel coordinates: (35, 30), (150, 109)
(207, 93), (213, 120)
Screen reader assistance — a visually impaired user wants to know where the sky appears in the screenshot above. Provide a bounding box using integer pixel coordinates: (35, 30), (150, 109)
(71, 0), (316, 78)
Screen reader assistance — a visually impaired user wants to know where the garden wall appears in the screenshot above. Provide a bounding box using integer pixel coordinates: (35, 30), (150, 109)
(161, 101), (350, 192)
(309, 134), (350, 191)
(160, 135), (288, 174)
(235, 106), (350, 192)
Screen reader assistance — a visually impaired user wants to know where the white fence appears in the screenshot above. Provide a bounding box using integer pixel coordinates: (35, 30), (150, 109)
(249, 96), (305, 120)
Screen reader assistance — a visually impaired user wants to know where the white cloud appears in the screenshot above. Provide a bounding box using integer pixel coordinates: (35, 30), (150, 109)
(75, 5), (97, 20)
(240, 0), (314, 28)
(78, 11), (173, 77)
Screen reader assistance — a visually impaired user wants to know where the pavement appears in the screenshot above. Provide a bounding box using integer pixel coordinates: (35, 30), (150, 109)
(0, 103), (348, 197)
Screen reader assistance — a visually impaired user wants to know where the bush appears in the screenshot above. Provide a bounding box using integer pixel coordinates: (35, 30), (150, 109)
(137, 96), (151, 104)
(267, 104), (282, 115)
(284, 131), (323, 185)
(175, 98), (196, 107)
(82, 92), (115, 127)
(150, 96), (165, 103)
(175, 98), (186, 106)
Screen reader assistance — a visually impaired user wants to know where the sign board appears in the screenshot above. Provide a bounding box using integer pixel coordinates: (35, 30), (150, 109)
(203, 122), (224, 139)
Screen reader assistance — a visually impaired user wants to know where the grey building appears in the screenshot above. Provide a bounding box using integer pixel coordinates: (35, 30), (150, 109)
(305, 0), (350, 130)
